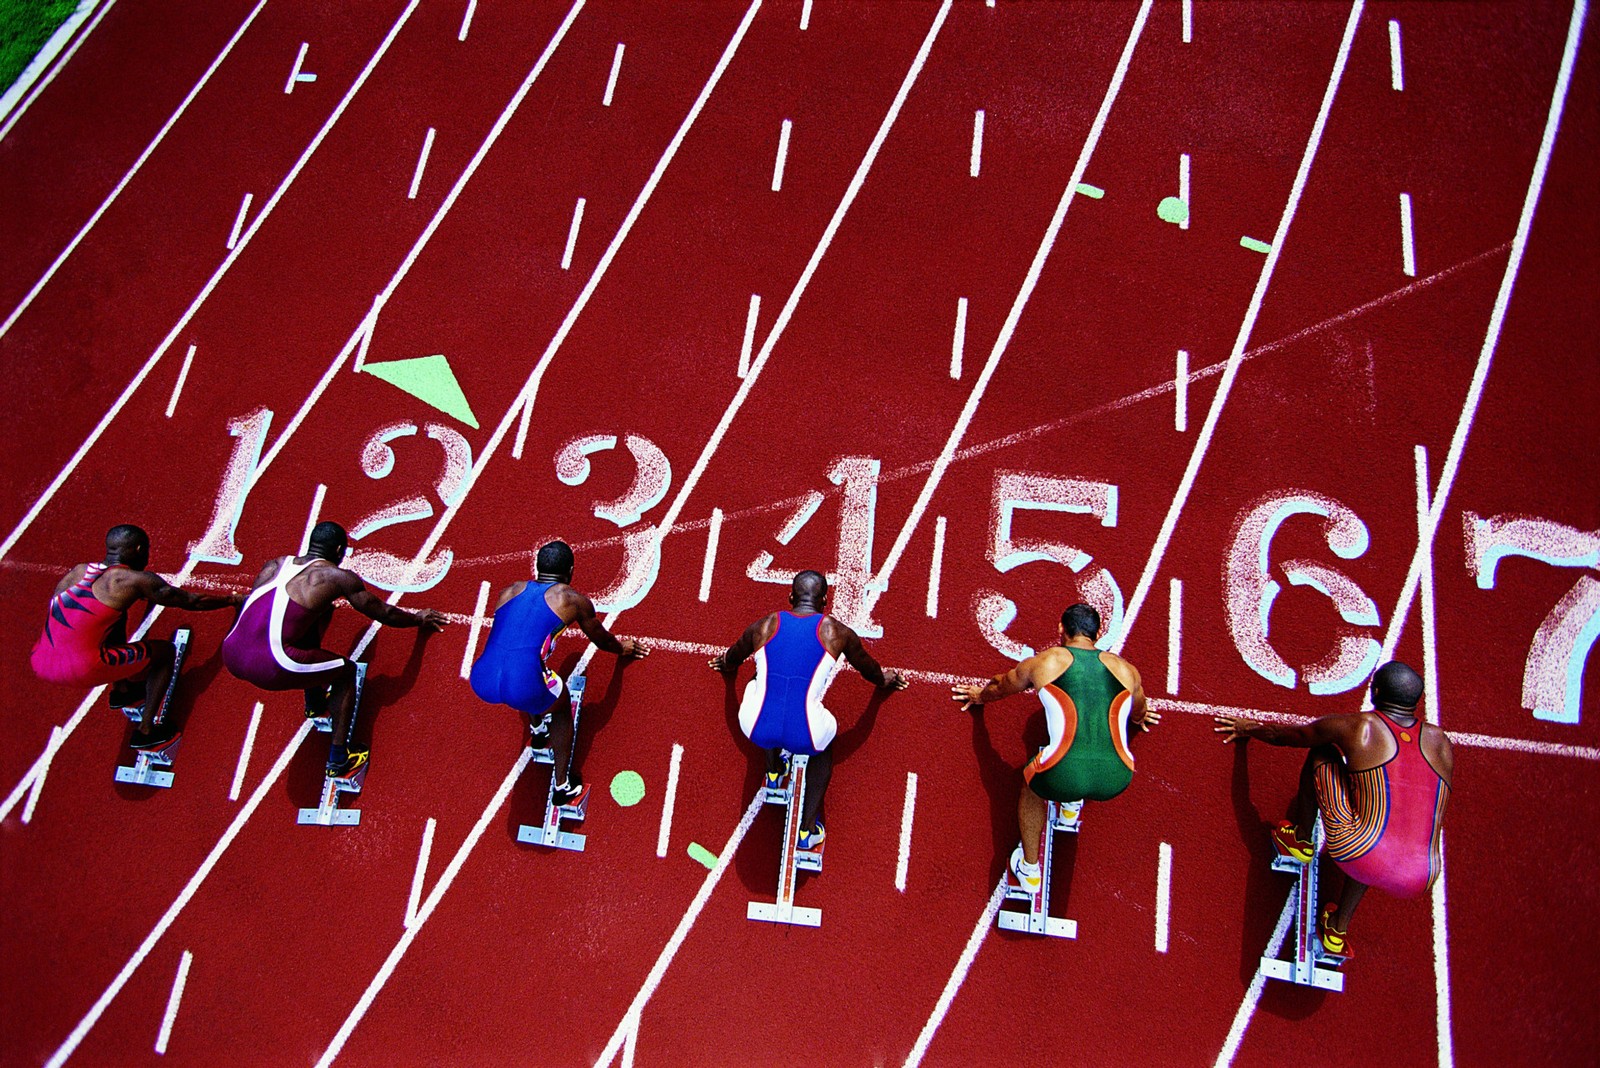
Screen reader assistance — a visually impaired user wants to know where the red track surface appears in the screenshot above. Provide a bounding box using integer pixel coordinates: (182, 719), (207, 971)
(2, 2), (1596, 1065)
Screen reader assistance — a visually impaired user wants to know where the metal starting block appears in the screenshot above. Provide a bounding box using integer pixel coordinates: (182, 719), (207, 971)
(997, 798), (1082, 938)
(297, 663), (367, 826)
(1261, 816), (1345, 991)
(748, 752), (821, 927)
(113, 628), (190, 789)
(517, 675), (588, 851)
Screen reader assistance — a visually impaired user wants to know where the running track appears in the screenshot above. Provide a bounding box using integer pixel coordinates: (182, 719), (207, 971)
(1, 2), (1595, 1065)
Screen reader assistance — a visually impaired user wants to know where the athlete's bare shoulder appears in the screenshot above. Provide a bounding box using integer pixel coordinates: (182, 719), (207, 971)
(52, 563), (90, 596)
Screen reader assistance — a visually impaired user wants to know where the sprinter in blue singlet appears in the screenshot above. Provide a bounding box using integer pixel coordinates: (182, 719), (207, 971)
(470, 540), (647, 807)
(710, 570), (906, 850)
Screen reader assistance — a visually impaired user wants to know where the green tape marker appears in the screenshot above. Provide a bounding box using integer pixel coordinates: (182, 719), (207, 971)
(1240, 236), (1272, 254)
(610, 770), (646, 807)
(687, 842), (717, 869)
(1075, 183), (1105, 199)
(1157, 196), (1188, 224)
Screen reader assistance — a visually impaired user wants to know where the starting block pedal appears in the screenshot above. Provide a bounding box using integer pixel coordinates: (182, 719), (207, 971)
(747, 752), (821, 927)
(518, 674), (588, 851)
(297, 663), (367, 827)
(997, 798), (1081, 939)
(113, 628), (190, 789)
(1260, 816), (1345, 992)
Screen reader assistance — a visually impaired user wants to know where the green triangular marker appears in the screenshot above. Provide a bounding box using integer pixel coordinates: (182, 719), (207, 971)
(361, 354), (479, 429)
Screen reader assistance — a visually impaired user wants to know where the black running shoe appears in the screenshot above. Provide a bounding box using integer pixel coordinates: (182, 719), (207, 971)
(553, 780), (589, 809)
(326, 749), (370, 789)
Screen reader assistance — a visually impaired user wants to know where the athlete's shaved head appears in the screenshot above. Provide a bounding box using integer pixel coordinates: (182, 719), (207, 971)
(1060, 603), (1101, 640)
(1372, 661), (1424, 711)
(791, 570), (828, 605)
(308, 521), (348, 563)
(536, 540), (575, 579)
(106, 524), (149, 568)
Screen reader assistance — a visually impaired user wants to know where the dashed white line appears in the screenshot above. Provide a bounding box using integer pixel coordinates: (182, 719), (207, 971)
(227, 702), (263, 802)
(738, 293), (761, 378)
(1389, 19), (1404, 91)
(657, 742), (684, 858)
(951, 296), (967, 379)
(153, 949), (193, 1056)
(895, 771), (918, 892)
(458, 0), (476, 42)
(1166, 577), (1182, 693)
(1179, 151), (1190, 229)
(969, 109), (984, 177)
(1174, 348), (1188, 430)
(698, 508), (723, 602)
(405, 817), (436, 928)
(225, 192), (253, 250)
(603, 42), (625, 106)
(1155, 842), (1173, 952)
(561, 196), (586, 270)
(801, 0), (813, 31)
(926, 515), (946, 618)
(1182, 0), (1192, 43)
(1400, 191), (1416, 276)
(164, 344), (198, 419)
(771, 118), (793, 191)
(284, 42), (310, 94)
(460, 580), (492, 679)
(407, 126), (436, 200)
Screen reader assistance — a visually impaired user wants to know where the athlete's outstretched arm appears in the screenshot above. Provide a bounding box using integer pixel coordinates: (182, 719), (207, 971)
(134, 570), (242, 611)
(341, 575), (447, 632)
(951, 656), (1043, 711)
(569, 589), (648, 658)
(1213, 713), (1358, 748)
(710, 616), (771, 674)
(837, 626), (906, 690)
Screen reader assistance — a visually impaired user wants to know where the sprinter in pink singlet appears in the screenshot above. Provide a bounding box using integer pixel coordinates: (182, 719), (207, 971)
(1214, 662), (1453, 961)
(30, 524), (240, 750)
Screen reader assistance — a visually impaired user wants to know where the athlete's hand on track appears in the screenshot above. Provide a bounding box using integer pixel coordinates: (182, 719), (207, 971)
(414, 609), (449, 633)
(708, 654), (732, 674)
(1213, 716), (1254, 743)
(880, 670), (909, 691)
(951, 683), (985, 711)
(1137, 709), (1162, 732)
(619, 638), (650, 659)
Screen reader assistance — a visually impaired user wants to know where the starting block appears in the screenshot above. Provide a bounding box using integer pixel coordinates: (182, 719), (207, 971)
(517, 674), (588, 851)
(747, 752), (822, 927)
(114, 628), (190, 788)
(997, 798), (1082, 938)
(1261, 815), (1344, 991)
(297, 663), (368, 827)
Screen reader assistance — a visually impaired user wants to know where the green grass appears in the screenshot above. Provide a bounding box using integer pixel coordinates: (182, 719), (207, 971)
(0, 0), (82, 96)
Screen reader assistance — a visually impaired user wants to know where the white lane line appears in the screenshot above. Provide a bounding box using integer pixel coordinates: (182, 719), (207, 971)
(20, 725), (63, 823)
(225, 192), (254, 250)
(458, 0), (476, 42)
(352, 297), (379, 372)
(284, 42), (309, 94)
(0, 0), (268, 339)
(1373, 0), (1586, 673)
(951, 296), (967, 379)
(45, 722), (314, 1068)
(1213, 896), (1295, 1067)
(1111, 0), (1365, 655)
(1174, 348), (1188, 430)
(1182, 0), (1192, 43)
(298, 483), (327, 555)
(404, 817), (436, 928)
(925, 515), (945, 618)
(1155, 842), (1172, 952)
(969, 109), (984, 177)
(227, 702), (263, 802)
(596, 795), (765, 1068)
(1415, 444), (1453, 1066)
(771, 118), (793, 192)
(153, 949), (193, 1055)
(460, 580), (492, 678)
(603, 42), (625, 106)
(800, 0), (813, 31)
(656, 742), (684, 858)
(0, 0), (422, 567)
(738, 293), (760, 378)
(698, 508), (722, 602)
(1166, 577), (1181, 694)
(407, 126), (436, 199)
(1179, 151), (1190, 229)
(1389, 19), (1404, 91)
(621, 1015), (640, 1068)
(904, 880), (1007, 1067)
(1400, 191), (1416, 276)
(895, 771), (918, 892)
(561, 196), (586, 269)
(164, 344), (198, 418)
(0, 0), (113, 140)
(511, 394), (534, 459)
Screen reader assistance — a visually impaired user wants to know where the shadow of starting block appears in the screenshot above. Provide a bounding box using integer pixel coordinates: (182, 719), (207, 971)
(114, 628), (191, 789)
(517, 674), (588, 851)
(997, 799), (1081, 938)
(748, 751), (822, 928)
(1260, 815), (1345, 992)
(297, 662), (368, 827)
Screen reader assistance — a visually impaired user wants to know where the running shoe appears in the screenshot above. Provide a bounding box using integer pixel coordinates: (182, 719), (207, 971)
(765, 752), (791, 791)
(554, 780), (590, 809)
(1320, 903), (1354, 961)
(1270, 820), (1315, 864)
(798, 822), (826, 851)
(1007, 845), (1042, 895)
(326, 749), (370, 788)
(528, 712), (553, 743)
(304, 686), (331, 719)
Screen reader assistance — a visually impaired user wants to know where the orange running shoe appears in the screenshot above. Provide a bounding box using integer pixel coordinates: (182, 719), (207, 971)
(1270, 821), (1314, 863)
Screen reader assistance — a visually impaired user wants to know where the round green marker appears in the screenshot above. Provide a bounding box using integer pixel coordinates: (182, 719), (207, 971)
(609, 770), (646, 807)
(1157, 196), (1189, 225)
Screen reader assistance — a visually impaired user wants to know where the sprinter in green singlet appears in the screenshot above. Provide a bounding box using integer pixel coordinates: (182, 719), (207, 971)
(952, 603), (1159, 892)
